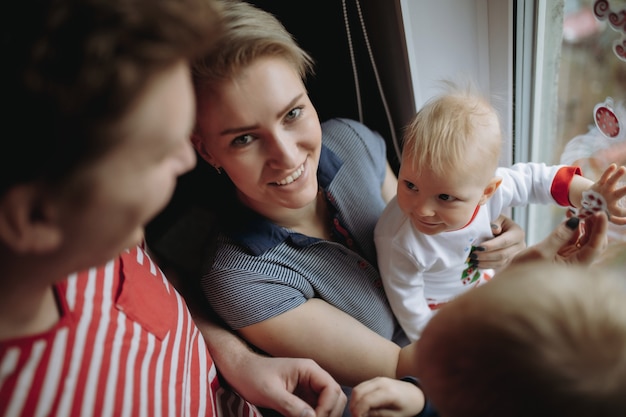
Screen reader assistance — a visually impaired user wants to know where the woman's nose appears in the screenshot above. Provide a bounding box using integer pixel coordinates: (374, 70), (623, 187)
(266, 132), (298, 167)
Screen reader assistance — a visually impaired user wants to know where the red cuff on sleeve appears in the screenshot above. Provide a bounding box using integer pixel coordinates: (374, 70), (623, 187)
(551, 166), (582, 207)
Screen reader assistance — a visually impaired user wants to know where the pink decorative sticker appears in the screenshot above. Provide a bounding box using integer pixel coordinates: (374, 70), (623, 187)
(594, 98), (621, 138)
(594, 0), (626, 32)
(594, 0), (626, 61)
(614, 36), (626, 61)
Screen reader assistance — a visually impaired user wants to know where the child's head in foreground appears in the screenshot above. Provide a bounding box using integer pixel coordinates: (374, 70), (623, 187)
(397, 80), (503, 235)
(415, 260), (626, 417)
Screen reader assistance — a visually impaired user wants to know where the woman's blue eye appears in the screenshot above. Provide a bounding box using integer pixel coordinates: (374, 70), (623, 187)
(232, 134), (254, 146)
(286, 107), (302, 120)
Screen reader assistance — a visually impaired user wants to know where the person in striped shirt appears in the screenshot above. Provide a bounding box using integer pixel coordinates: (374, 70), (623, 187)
(0, 0), (346, 416)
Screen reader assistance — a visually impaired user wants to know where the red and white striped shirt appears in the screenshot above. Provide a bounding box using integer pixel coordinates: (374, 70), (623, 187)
(0, 246), (261, 417)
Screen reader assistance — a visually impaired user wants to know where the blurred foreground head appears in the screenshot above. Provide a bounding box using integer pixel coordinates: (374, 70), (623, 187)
(1, 0), (222, 197)
(416, 258), (626, 417)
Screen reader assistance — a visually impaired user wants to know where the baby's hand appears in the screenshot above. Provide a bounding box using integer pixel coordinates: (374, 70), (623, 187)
(349, 377), (426, 417)
(588, 163), (626, 225)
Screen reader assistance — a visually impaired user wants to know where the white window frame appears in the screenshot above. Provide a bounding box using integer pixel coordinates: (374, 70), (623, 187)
(400, 1), (514, 163)
(514, 0), (565, 244)
(399, 0), (565, 244)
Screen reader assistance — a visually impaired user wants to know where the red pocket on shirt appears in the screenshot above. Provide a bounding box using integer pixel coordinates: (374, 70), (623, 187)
(116, 252), (178, 340)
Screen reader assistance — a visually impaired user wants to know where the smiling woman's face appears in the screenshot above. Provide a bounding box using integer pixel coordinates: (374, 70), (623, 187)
(193, 56), (322, 215)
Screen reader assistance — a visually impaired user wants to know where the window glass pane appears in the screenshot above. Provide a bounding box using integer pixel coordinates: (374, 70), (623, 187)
(531, 0), (626, 244)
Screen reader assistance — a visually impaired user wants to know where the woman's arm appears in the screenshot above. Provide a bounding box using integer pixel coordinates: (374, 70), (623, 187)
(157, 261), (347, 417)
(194, 310), (346, 417)
(239, 298), (404, 387)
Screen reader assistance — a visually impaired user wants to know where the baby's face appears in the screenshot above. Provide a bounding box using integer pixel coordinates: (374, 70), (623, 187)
(396, 158), (493, 235)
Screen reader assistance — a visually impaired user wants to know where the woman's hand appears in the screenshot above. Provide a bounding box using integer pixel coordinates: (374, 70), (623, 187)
(471, 214), (526, 270)
(350, 377), (425, 417)
(172, 268), (347, 417)
(510, 211), (608, 266)
(234, 355), (347, 417)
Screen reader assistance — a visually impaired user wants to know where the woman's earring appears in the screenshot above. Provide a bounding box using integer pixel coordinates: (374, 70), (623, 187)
(213, 164), (222, 174)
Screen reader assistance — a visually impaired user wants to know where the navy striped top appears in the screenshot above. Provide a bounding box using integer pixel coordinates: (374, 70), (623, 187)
(201, 118), (406, 343)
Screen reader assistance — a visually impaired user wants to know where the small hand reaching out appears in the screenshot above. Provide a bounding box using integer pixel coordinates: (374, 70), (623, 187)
(587, 163), (626, 225)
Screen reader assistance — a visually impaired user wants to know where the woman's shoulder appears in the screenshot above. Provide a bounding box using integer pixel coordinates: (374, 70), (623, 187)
(321, 118), (386, 158)
(321, 117), (374, 137)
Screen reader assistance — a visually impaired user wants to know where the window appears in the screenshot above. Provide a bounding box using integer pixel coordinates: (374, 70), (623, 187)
(521, 0), (626, 244)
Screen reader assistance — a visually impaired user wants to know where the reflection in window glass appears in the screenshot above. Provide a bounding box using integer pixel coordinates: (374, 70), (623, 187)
(537, 0), (626, 243)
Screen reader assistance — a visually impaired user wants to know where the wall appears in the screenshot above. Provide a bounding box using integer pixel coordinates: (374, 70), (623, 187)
(401, 0), (514, 166)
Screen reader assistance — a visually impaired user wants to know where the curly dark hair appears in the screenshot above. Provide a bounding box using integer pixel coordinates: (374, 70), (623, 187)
(1, 0), (222, 196)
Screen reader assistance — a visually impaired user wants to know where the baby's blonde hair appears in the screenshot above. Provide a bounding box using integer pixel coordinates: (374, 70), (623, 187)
(402, 79), (502, 182)
(192, 0), (314, 91)
(417, 260), (626, 417)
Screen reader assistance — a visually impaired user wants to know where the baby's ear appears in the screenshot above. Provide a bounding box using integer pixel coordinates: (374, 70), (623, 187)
(479, 177), (502, 205)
